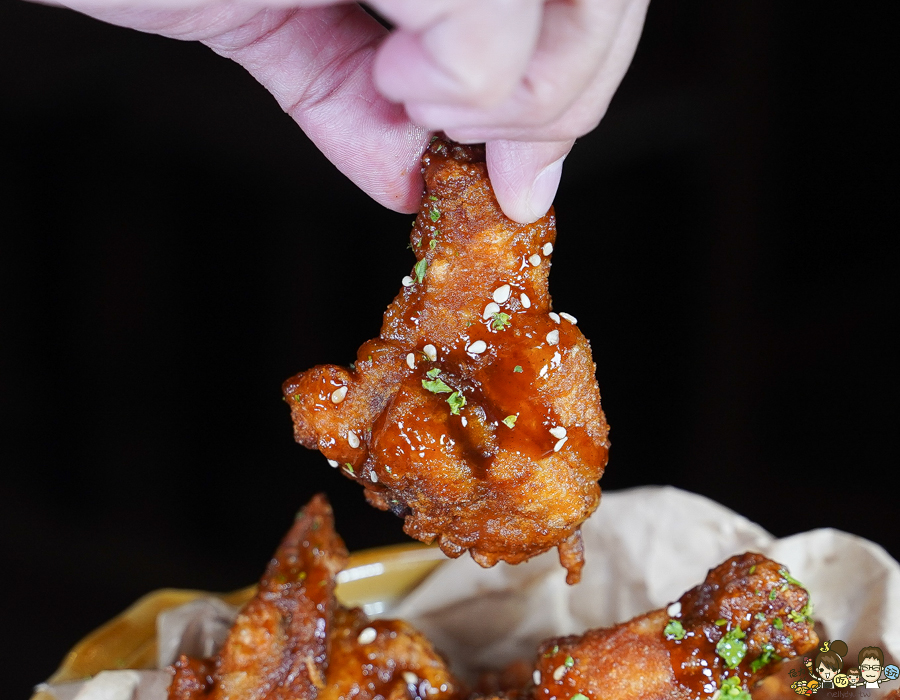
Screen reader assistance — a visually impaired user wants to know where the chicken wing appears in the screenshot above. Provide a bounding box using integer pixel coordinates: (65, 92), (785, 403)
(518, 553), (817, 700)
(283, 138), (609, 583)
(169, 495), (462, 700)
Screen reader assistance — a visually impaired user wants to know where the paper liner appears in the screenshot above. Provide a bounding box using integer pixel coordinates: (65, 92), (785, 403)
(37, 487), (900, 699)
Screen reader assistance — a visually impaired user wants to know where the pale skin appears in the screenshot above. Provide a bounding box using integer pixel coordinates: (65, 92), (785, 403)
(860, 657), (882, 685)
(40, 0), (649, 223)
(817, 664), (836, 681)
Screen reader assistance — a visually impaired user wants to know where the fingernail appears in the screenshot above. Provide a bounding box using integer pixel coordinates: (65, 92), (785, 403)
(527, 156), (566, 221)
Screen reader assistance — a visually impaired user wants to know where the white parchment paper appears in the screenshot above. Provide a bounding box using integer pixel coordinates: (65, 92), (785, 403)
(38, 487), (900, 699)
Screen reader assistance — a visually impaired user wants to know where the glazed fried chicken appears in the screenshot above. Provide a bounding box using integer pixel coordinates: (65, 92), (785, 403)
(283, 138), (609, 583)
(169, 495), (461, 700)
(521, 553), (817, 700)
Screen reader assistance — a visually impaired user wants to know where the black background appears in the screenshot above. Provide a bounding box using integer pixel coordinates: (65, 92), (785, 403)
(1, 2), (896, 696)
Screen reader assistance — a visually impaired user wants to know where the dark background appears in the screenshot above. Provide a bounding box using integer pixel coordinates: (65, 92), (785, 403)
(1, 1), (896, 696)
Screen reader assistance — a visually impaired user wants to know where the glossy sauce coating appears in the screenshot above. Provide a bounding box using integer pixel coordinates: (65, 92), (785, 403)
(168, 496), (462, 700)
(664, 553), (815, 697)
(527, 553), (817, 700)
(283, 139), (610, 583)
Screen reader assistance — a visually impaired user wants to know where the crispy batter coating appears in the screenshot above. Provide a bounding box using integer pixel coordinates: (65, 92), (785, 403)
(169, 495), (462, 700)
(522, 553), (817, 700)
(283, 138), (609, 583)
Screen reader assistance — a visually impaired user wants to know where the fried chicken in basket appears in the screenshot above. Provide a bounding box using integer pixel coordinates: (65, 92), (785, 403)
(169, 495), (462, 700)
(485, 552), (817, 700)
(283, 138), (609, 584)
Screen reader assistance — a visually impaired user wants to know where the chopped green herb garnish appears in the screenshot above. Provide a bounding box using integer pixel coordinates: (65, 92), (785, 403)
(749, 565), (756, 575)
(788, 602), (814, 623)
(565, 656), (575, 668)
(514, 365), (523, 373)
(414, 258), (428, 283)
(716, 626), (747, 669)
(429, 207), (440, 222)
(344, 463), (355, 474)
(755, 612), (766, 621)
(715, 619), (728, 626)
(773, 617), (783, 629)
(769, 589), (778, 601)
(429, 195), (438, 201)
(717, 676), (752, 700)
(426, 367), (442, 379)
(750, 643), (781, 672)
(447, 391), (466, 415)
(543, 644), (559, 658)
(430, 239), (437, 250)
(502, 415), (518, 428)
(779, 569), (804, 587)
(491, 312), (511, 330)
(570, 695), (588, 700)
(422, 378), (453, 394)
(664, 620), (685, 640)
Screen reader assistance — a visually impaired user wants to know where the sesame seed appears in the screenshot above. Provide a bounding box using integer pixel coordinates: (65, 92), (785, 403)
(403, 672), (419, 685)
(554, 436), (568, 452)
(347, 430), (360, 448)
(549, 312), (560, 323)
(406, 353), (416, 369)
(423, 344), (437, 361)
(529, 254), (542, 266)
(549, 426), (567, 439)
(552, 665), (566, 681)
(667, 602), (682, 617)
(327, 459), (339, 468)
(543, 242), (554, 256)
(492, 284), (511, 304)
(467, 340), (487, 354)
(402, 276), (414, 287)
(560, 312), (578, 324)
(357, 627), (377, 644)
(520, 293), (531, 308)
(483, 302), (500, 319)
(461, 417), (468, 427)
(370, 472), (378, 483)
(546, 330), (560, 345)
(533, 670), (542, 685)
(539, 365), (548, 377)
(331, 386), (348, 404)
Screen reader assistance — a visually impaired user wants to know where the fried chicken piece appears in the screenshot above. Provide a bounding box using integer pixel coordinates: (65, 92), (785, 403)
(322, 606), (460, 700)
(169, 495), (462, 700)
(521, 553), (817, 700)
(283, 138), (609, 583)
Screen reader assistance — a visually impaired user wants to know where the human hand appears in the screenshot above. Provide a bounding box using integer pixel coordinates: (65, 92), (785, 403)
(52, 0), (648, 223)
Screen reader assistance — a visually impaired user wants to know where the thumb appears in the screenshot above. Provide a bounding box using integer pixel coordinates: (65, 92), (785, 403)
(485, 139), (573, 224)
